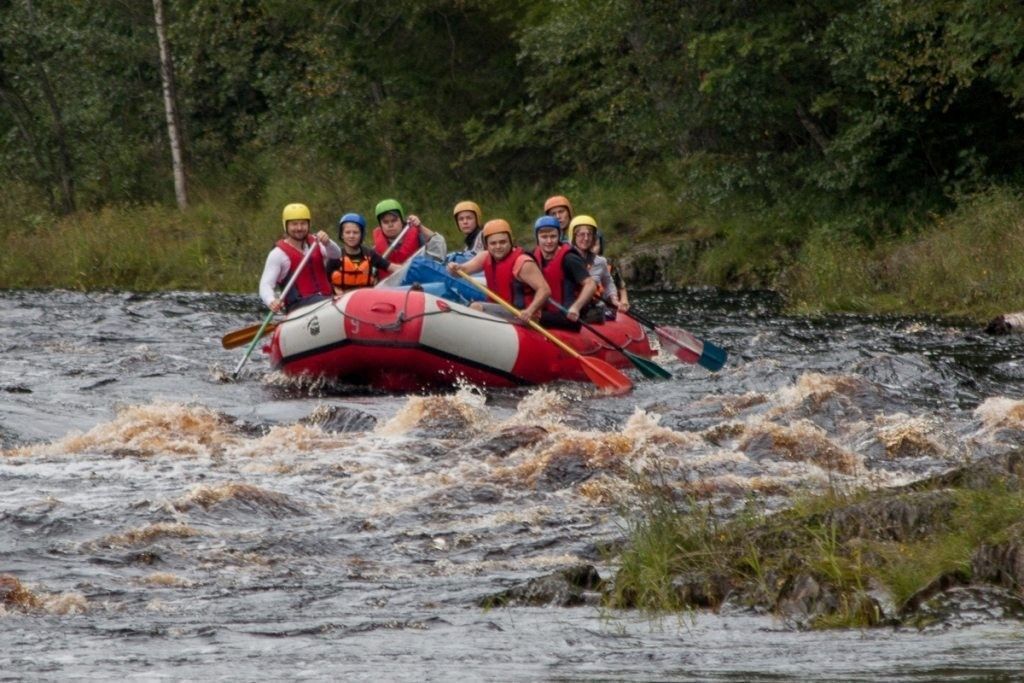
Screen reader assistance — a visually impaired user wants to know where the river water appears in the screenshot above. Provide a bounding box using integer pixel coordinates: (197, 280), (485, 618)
(2, 289), (1023, 680)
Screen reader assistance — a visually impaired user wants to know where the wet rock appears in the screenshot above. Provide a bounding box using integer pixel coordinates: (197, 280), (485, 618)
(452, 425), (548, 459)
(670, 572), (731, 609)
(535, 448), (599, 490)
(0, 574), (41, 610)
(479, 564), (604, 608)
(971, 523), (1024, 591)
(904, 586), (1024, 629)
(2, 384), (31, 394)
(822, 489), (958, 543)
(615, 241), (710, 290)
(916, 451), (1024, 491)
(775, 574), (838, 626)
(301, 405), (377, 433)
(984, 312), (1024, 335)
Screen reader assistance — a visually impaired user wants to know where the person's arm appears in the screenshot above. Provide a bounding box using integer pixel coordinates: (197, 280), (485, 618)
(596, 260), (618, 303)
(370, 251), (399, 274)
(319, 235), (342, 260)
(515, 259), (551, 323)
(568, 278), (597, 321)
(609, 262), (629, 310)
(563, 253), (597, 321)
(447, 250), (487, 275)
(259, 249), (289, 312)
(407, 214), (435, 239)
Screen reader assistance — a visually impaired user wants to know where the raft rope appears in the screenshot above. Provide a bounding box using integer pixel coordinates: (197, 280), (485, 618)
(283, 290), (633, 355)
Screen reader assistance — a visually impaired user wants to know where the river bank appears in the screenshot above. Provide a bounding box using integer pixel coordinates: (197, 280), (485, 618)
(2, 171), (1022, 322)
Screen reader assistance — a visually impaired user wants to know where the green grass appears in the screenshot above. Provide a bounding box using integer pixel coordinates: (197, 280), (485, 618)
(4, 156), (1024, 321)
(610, 482), (1024, 629)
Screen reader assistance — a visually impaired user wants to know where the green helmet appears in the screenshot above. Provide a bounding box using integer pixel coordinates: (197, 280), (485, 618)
(374, 199), (405, 223)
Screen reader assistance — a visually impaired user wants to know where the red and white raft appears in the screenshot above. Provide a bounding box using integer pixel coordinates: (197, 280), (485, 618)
(265, 288), (654, 391)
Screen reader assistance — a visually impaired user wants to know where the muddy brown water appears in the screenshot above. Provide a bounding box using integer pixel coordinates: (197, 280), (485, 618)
(2, 289), (1023, 680)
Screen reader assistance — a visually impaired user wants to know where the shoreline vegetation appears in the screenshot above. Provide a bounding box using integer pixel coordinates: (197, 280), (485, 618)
(607, 451), (1024, 629)
(2, 169), (1022, 323)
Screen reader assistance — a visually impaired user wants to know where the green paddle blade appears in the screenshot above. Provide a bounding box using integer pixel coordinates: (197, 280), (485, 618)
(624, 350), (673, 379)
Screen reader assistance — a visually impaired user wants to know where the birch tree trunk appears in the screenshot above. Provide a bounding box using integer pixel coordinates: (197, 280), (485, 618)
(153, 0), (188, 209)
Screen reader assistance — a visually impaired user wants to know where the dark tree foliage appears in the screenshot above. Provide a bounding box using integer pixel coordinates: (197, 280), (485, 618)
(1, 0), (1022, 224)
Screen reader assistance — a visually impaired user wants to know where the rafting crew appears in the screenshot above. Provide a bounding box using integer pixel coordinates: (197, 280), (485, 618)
(327, 212), (399, 293)
(260, 203), (341, 313)
(371, 198), (437, 265)
(447, 219), (551, 324)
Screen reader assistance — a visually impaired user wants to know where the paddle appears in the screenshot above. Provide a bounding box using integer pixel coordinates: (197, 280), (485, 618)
(619, 306), (727, 372)
(222, 321), (279, 349)
(231, 238), (320, 378)
(374, 222), (416, 289)
(546, 300), (672, 380)
(456, 272), (632, 395)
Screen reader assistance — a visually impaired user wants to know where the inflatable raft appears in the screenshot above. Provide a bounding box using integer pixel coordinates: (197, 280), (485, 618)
(264, 286), (654, 391)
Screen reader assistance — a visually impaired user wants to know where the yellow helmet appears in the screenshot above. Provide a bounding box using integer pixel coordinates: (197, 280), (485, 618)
(481, 218), (513, 244)
(452, 200), (482, 225)
(282, 203), (311, 231)
(567, 214), (597, 244)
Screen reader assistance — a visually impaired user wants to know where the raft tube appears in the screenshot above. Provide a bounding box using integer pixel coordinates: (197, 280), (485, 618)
(265, 288), (654, 391)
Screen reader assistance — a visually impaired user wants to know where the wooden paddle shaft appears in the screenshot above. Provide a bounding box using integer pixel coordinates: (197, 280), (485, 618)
(457, 272), (582, 359)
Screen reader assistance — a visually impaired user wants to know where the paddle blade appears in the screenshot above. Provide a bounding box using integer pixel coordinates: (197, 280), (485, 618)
(654, 325), (727, 372)
(696, 340), (727, 372)
(579, 357), (633, 395)
(222, 322), (278, 349)
(625, 350), (673, 380)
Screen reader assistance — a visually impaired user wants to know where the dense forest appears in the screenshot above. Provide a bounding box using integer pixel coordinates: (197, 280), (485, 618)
(2, 0), (1024, 314)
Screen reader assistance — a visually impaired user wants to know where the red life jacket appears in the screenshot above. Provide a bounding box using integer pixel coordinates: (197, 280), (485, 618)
(484, 247), (533, 309)
(276, 236), (332, 309)
(372, 224), (423, 265)
(533, 243), (578, 305)
(332, 249), (374, 290)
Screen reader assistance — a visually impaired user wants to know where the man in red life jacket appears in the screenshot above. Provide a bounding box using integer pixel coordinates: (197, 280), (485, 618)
(447, 219), (551, 324)
(371, 198), (436, 265)
(532, 215), (599, 328)
(327, 213), (399, 293)
(543, 195), (573, 241)
(260, 203), (341, 313)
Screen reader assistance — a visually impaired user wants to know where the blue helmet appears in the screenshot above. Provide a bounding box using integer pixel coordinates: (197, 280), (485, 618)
(533, 215), (561, 240)
(338, 212), (367, 240)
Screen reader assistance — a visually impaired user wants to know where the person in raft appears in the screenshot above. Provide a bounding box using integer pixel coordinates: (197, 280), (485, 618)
(446, 219), (551, 324)
(592, 229), (629, 315)
(543, 194), (573, 241)
(565, 215), (612, 324)
(370, 198), (436, 265)
(447, 200), (484, 263)
(326, 212), (399, 293)
(260, 203), (341, 313)
(532, 215), (600, 328)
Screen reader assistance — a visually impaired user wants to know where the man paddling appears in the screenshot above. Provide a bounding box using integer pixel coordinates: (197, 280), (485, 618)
(447, 219), (551, 324)
(259, 203), (341, 313)
(371, 198), (436, 265)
